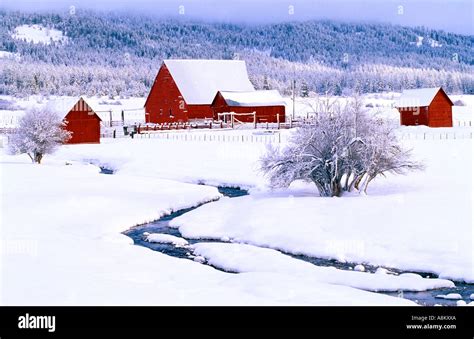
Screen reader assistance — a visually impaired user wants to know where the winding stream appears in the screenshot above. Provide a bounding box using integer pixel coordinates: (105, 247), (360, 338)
(122, 185), (473, 306)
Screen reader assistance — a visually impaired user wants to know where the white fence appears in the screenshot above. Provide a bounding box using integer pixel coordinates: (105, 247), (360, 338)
(125, 129), (474, 143)
(134, 132), (285, 144)
(398, 131), (473, 140)
(453, 120), (472, 128)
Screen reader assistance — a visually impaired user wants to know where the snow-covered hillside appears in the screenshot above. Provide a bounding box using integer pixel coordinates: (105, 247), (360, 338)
(1, 11), (473, 97)
(11, 24), (67, 44)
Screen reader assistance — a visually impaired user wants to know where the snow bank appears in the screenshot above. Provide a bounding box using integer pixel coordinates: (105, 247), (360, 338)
(145, 234), (189, 247)
(435, 293), (463, 300)
(192, 243), (454, 292)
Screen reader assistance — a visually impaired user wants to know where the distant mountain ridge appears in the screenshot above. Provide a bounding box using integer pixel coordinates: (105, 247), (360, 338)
(0, 9), (472, 96)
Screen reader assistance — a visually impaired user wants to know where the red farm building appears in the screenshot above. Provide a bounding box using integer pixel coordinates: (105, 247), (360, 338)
(48, 97), (102, 144)
(211, 90), (286, 123)
(144, 59), (257, 124)
(395, 87), (453, 127)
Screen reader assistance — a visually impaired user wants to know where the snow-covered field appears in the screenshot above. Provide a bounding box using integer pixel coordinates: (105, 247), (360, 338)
(1, 93), (472, 305)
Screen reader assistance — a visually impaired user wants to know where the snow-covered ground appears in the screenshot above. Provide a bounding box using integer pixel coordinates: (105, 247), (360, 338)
(11, 24), (67, 45)
(55, 137), (269, 188)
(0, 152), (419, 306)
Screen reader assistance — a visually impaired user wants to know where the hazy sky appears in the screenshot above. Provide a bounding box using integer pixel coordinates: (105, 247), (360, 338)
(2, 0), (473, 34)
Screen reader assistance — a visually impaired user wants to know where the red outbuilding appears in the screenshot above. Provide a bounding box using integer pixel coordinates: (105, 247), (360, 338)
(395, 87), (453, 127)
(48, 97), (102, 144)
(211, 90), (286, 123)
(144, 59), (257, 124)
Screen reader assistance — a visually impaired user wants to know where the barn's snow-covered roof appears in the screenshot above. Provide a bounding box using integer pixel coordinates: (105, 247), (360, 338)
(164, 59), (255, 105)
(45, 97), (80, 118)
(394, 87), (451, 108)
(45, 97), (100, 119)
(217, 90), (286, 107)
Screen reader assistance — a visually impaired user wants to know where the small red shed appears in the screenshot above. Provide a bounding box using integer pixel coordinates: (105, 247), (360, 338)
(395, 87), (453, 127)
(211, 90), (286, 123)
(48, 97), (102, 144)
(144, 59), (255, 124)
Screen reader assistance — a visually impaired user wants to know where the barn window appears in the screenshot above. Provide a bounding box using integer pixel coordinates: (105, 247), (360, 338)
(413, 108), (420, 116)
(169, 109), (174, 118)
(159, 109), (163, 116)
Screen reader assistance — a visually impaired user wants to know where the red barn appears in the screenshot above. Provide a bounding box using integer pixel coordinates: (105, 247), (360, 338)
(48, 97), (101, 144)
(144, 59), (255, 124)
(211, 90), (286, 123)
(395, 87), (453, 127)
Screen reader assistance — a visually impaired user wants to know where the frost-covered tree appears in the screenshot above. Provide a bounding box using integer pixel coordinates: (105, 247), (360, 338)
(8, 107), (71, 164)
(261, 98), (423, 197)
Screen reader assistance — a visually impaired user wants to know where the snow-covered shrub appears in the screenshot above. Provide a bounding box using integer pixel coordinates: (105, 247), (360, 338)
(8, 107), (71, 164)
(453, 99), (466, 106)
(261, 97), (423, 197)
